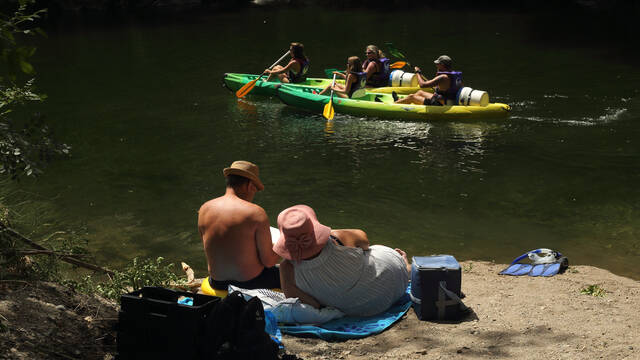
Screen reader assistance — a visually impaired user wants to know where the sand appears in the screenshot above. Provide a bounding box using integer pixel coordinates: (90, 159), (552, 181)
(1, 261), (638, 359)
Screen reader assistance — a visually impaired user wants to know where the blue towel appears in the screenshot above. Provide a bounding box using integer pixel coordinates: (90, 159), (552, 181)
(279, 285), (412, 340)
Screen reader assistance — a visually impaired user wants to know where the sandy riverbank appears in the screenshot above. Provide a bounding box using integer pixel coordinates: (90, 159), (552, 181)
(1, 261), (638, 359)
(282, 261), (639, 359)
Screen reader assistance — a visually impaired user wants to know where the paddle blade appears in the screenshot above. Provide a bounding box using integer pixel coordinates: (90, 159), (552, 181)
(389, 61), (406, 69)
(385, 42), (406, 60)
(235, 78), (258, 98)
(323, 100), (335, 121)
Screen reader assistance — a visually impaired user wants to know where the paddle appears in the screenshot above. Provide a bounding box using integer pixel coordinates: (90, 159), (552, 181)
(389, 61), (406, 70)
(385, 43), (412, 68)
(323, 73), (337, 121)
(236, 51), (290, 98)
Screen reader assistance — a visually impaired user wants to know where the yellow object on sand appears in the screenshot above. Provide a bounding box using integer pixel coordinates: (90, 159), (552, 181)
(201, 277), (281, 298)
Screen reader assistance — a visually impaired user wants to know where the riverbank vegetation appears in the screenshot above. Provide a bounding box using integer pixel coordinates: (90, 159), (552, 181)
(1, 0), (187, 302)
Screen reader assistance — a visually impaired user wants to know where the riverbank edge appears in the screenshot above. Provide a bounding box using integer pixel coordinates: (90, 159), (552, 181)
(1, 261), (639, 359)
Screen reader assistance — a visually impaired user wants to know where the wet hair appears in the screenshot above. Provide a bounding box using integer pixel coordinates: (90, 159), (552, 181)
(366, 45), (385, 59)
(290, 42), (307, 60)
(225, 174), (250, 189)
(347, 56), (362, 73)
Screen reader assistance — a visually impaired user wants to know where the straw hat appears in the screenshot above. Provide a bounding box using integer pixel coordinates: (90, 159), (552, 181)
(274, 205), (331, 261)
(223, 160), (264, 191)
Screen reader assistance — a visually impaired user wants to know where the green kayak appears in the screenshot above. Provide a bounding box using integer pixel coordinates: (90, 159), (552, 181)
(276, 84), (511, 121)
(223, 73), (428, 97)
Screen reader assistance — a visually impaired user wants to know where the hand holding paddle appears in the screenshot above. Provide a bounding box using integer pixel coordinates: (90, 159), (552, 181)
(323, 73), (337, 121)
(236, 50), (290, 98)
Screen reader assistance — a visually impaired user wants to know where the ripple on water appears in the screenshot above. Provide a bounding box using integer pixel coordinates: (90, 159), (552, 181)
(504, 92), (638, 125)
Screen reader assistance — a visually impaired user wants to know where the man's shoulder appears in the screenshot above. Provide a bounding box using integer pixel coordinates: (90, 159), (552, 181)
(201, 196), (266, 216)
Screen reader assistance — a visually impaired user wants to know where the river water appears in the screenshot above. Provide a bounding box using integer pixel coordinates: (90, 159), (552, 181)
(11, 6), (639, 279)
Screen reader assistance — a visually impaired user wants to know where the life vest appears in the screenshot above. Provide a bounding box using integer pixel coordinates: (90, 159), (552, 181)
(288, 57), (309, 83)
(362, 58), (390, 87)
(348, 71), (367, 98)
(435, 71), (463, 102)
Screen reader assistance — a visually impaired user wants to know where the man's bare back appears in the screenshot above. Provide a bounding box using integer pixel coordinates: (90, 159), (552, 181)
(198, 161), (279, 285)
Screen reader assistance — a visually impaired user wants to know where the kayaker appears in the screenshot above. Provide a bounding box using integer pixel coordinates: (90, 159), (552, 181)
(362, 44), (391, 87)
(264, 42), (310, 83)
(393, 55), (464, 106)
(274, 204), (411, 316)
(317, 56), (367, 98)
(198, 160), (281, 291)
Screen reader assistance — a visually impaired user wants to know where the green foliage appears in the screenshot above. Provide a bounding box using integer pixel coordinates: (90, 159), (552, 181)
(0, 0), (69, 179)
(0, 0), (47, 82)
(580, 284), (606, 297)
(95, 257), (184, 302)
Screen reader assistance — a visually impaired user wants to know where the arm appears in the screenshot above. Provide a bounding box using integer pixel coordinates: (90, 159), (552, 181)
(333, 71), (347, 79)
(414, 66), (428, 86)
(332, 73), (355, 96)
(280, 260), (322, 308)
(265, 60), (298, 75)
(254, 208), (280, 268)
(364, 61), (378, 80)
(331, 229), (370, 250)
(417, 72), (447, 89)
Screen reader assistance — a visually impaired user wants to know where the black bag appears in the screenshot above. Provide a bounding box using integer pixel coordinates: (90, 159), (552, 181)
(204, 292), (279, 360)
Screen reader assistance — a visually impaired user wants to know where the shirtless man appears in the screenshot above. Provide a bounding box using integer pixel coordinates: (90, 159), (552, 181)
(198, 160), (281, 291)
(393, 55), (464, 106)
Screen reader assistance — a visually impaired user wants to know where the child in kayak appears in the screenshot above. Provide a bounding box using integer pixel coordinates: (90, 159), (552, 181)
(264, 42), (310, 83)
(318, 56), (367, 99)
(363, 44), (391, 88)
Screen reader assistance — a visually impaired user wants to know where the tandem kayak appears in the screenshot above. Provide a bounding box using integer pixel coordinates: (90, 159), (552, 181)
(276, 84), (511, 121)
(223, 73), (430, 97)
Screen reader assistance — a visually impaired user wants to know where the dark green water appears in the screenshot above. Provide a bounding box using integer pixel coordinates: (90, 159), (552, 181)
(11, 7), (640, 278)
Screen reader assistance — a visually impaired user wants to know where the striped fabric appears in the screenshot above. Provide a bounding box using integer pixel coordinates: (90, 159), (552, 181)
(293, 240), (408, 317)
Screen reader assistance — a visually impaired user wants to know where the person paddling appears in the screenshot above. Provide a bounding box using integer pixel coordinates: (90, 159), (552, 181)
(394, 55), (463, 106)
(317, 56), (367, 99)
(264, 42), (310, 83)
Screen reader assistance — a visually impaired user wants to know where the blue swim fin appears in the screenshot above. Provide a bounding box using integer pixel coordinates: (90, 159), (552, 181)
(500, 263), (533, 276)
(500, 252), (569, 277)
(540, 263), (559, 276)
(529, 264), (545, 276)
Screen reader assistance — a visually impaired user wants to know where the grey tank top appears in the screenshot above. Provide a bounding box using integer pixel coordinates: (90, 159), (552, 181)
(293, 240), (408, 317)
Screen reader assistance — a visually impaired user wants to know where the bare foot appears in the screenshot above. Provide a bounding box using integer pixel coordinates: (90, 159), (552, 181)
(395, 248), (412, 275)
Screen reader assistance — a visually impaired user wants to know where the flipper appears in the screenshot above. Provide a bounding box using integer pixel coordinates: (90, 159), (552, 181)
(499, 250), (568, 277)
(541, 263), (560, 277)
(500, 263), (532, 276)
(529, 264), (545, 276)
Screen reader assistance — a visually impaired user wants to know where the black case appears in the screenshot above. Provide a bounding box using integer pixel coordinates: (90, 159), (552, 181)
(410, 255), (462, 320)
(116, 286), (219, 359)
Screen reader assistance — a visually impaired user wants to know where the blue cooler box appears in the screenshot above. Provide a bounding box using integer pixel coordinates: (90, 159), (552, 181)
(410, 255), (462, 320)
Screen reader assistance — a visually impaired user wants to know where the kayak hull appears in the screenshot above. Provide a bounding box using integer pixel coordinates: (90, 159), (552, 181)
(276, 85), (511, 121)
(223, 73), (428, 97)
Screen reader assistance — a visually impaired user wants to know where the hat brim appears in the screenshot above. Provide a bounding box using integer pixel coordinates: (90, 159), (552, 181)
(273, 205), (331, 261)
(223, 167), (264, 191)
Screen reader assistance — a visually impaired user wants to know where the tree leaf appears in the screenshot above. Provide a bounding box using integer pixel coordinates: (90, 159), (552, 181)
(19, 60), (34, 74)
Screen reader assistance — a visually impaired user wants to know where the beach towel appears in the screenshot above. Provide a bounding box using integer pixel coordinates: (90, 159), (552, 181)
(278, 285), (413, 341)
